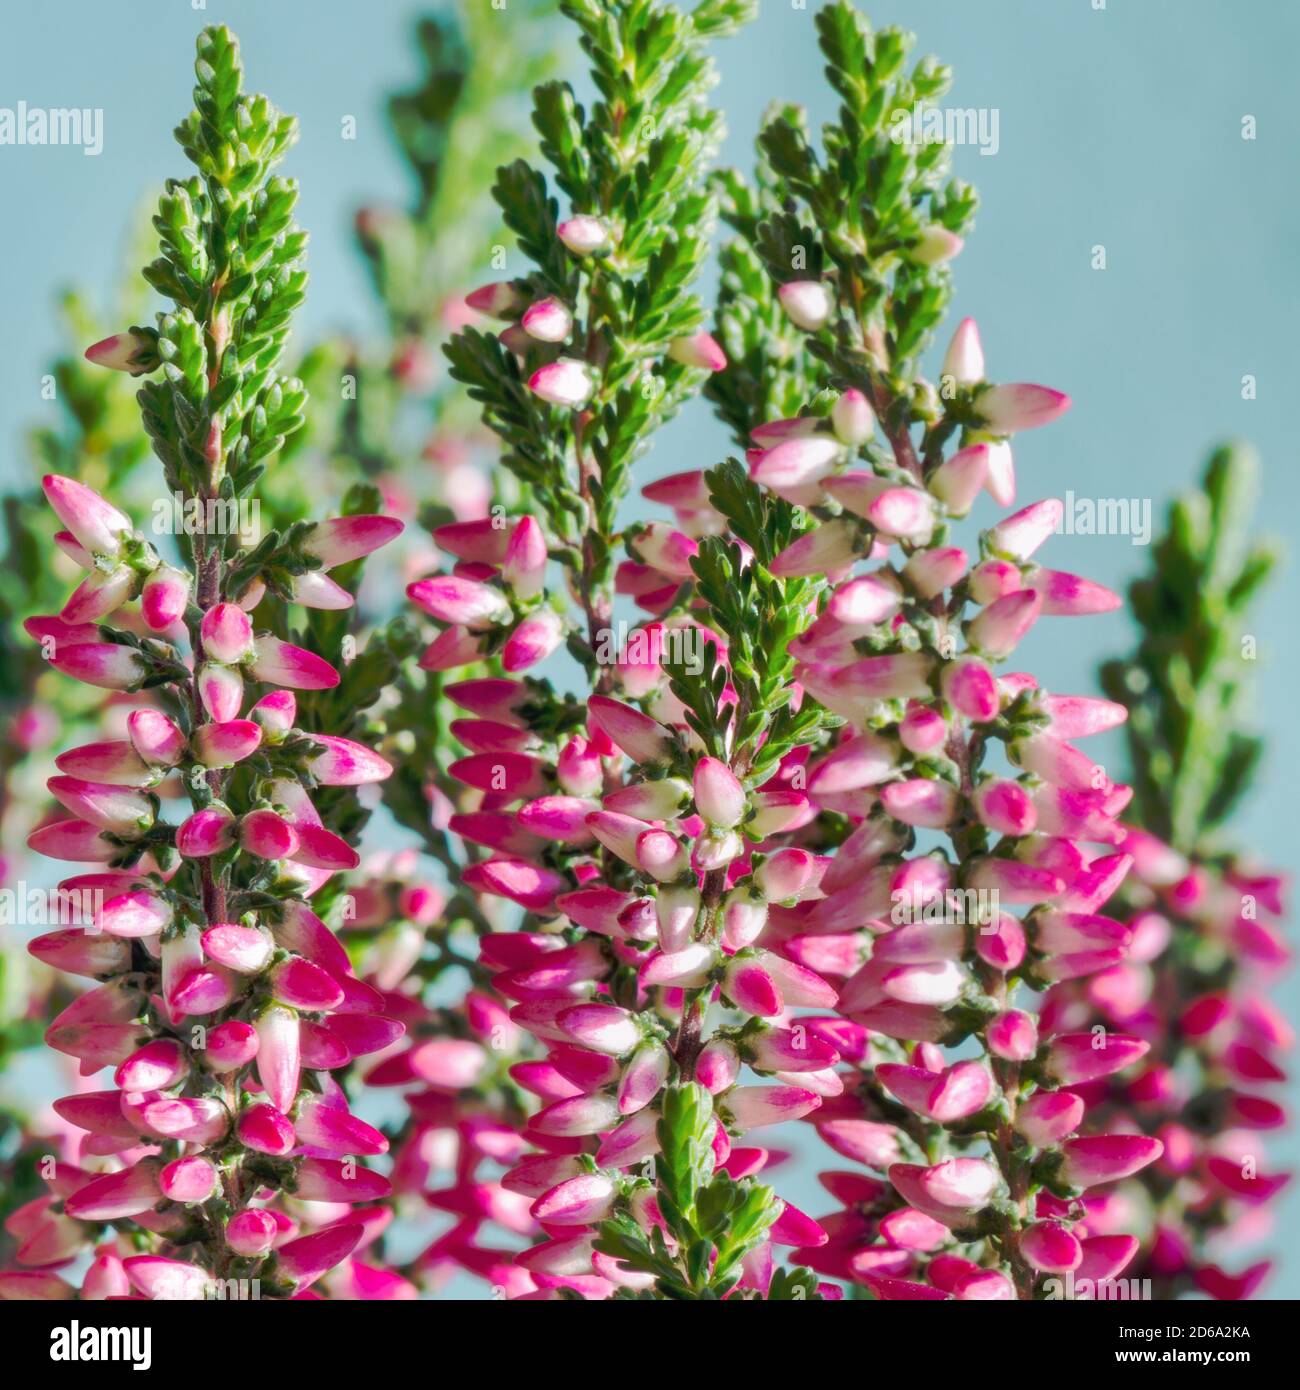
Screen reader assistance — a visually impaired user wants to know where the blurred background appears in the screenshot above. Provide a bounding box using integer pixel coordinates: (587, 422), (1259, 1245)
(1, 0), (1295, 1295)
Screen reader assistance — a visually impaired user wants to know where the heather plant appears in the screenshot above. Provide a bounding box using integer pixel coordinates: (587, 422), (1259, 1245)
(0, 0), (1288, 1310)
(4, 27), (407, 1300)
(1062, 446), (1289, 1300)
(0, 282), (160, 1233)
(395, 0), (1174, 1300)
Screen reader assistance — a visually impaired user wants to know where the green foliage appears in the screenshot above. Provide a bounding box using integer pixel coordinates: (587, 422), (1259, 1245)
(445, 0), (745, 580)
(667, 459), (837, 780)
(360, 5), (557, 336)
(751, 0), (977, 454)
(1101, 444), (1280, 854)
(705, 141), (830, 446)
(137, 25), (307, 509)
(595, 1082), (802, 1298)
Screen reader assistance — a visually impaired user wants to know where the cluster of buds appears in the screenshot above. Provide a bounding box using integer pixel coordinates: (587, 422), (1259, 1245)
(410, 293), (1182, 1296)
(11, 476), (406, 1298)
(323, 849), (541, 1295)
(1049, 831), (1291, 1299)
(723, 322), (1164, 1299)
(1, 25), (418, 1301)
(467, 275), (727, 414)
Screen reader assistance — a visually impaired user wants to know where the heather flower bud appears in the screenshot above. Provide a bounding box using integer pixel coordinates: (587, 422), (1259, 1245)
(928, 443), (989, 516)
(557, 214), (610, 254)
(831, 388), (874, 445)
(942, 317), (985, 385)
(976, 383), (1071, 433)
(140, 564), (191, 630)
(1015, 1091), (1085, 1146)
(667, 331), (726, 372)
(521, 296), (573, 342)
(198, 663), (244, 721)
(693, 756), (745, 827)
(528, 357), (595, 407)
(777, 280), (832, 331)
(84, 329), (158, 376)
(909, 226), (964, 265)
(1057, 1135), (1164, 1188)
(50, 642), (147, 691)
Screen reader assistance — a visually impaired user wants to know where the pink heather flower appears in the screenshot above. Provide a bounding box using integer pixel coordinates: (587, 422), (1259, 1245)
(465, 280), (527, 318)
(26, 819), (119, 863)
(65, 1162), (163, 1221)
(246, 634), (340, 689)
(407, 575), (511, 628)
(724, 1085), (822, 1131)
(503, 515), (548, 597)
(273, 1224), (365, 1291)
(899, 703), (948, 754)
(176, 806), (237, 857)
(522, 296), (574, 342)
(973, 778), (1038, 836)
(201, 601), (254, 663)
(198, 662), (245, 721)
(61, 563), (136, 624)
(634, 521), (698, 577)
(557, 215), (610, 254)
(987, 1009), (1039, 1061)
(256, 1005), (301, 1114)
(909, 225), (963, 264)
(831, 388), (874, 445)
(250, 689), (298, 738)
(976, 382), (1072, 433)
(528, 357), (595, 407)
(49, 642), (147, 691)
(1043, 1032), (1151, 1083)
(1020, 1221), (1082, 1273)
(1015, 1091), (1085, 1146)
(126, 709), (186, 768)
(587, 695), (675, 764)
(1058, 1135), (1165, 1188)
(1026, 567), (1122, 616)
(42, 474), (133, 557)
(888, 1158), (997, 1224)
(905, 546), (969, 599)
(46, 776), (154, 834)
(289, 569), (354, 609)
(693, 756), (745, 828)
(668, 331), (727, 372)
(302, 514), (403, 569)
(29, 928), (132, 977)
(988, 498), (1063, 560)
(879, 779), (959, 830)
(503, 609), (564, 672)
(159, 1155), (219, 1203)
(305, 735), (392, 784)
(532, 1173), (617, 1225)
(942, 317), (985, 385)
(192, 719), (262, 768)
(226, 1209), (281, 1257)
(966, 590), (1043, 659)
(777, 280), (833, 331)
(927, 442), (989, 515)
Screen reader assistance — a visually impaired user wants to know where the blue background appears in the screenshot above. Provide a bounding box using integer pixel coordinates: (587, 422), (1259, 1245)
(2, 0), (1296, 1295)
